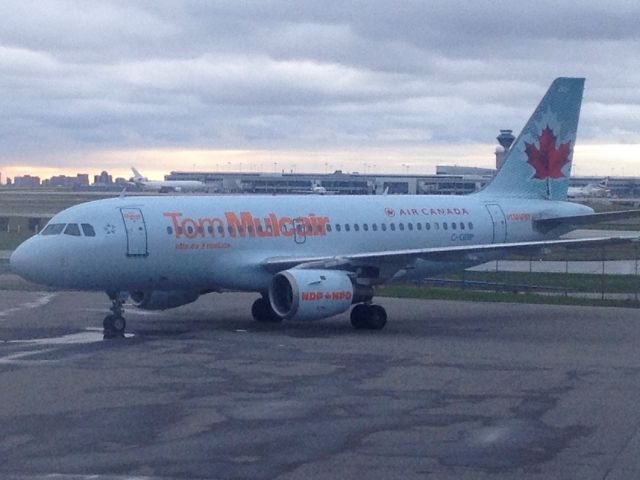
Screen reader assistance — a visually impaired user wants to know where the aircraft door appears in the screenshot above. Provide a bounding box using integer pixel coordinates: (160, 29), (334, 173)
(485, 204), (507, 243)
(120, 208), (149, 256)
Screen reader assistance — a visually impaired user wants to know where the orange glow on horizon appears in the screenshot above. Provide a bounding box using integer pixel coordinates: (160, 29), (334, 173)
(2, 143), (639, 183)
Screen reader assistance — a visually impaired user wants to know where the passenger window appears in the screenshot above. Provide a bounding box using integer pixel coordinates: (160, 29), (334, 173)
(372, 224), (378, 231)
(451, 222), (456, 230)
(166, 226), (173, 235)
(306, 224), (313, 233)
(443, 223), (448, 230)
(416, 223), (422, 231)
(390, 223), (396, 231)
(228, 226), (235, 235)
(408, 223), (413, 231)
(208, 226), (214, 234)
(354, 224), (360, 232)
(468, 222), (474, 230)
(326, 224), (332, 232)
(257, 225), (263, 233)
(345, 224), (350, 232)
(363, 224), (369, 231)
(177, 227), (184, 235)
(64, 223), (81, 236)
(460, 222), (465, 230)
(399, 223), (405, 231)
(248, 226), (254, 234)
(434, 223), (440, 230)
(336, 224), (342, 232)
(425, 223), (431, 230)
(41, 223), (65, 235)
(381, 224), (387, 231)
(187, 225), (194, 235)
(217, 226), (224, 234)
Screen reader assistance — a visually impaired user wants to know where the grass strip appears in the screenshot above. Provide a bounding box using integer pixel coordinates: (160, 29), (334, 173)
(377, 284), (640, 308)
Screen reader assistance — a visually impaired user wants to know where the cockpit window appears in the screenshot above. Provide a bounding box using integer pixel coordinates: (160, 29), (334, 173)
(81, 224), (96, 237)
(41, 223), (65, 235)
(64, 223), (82, 236)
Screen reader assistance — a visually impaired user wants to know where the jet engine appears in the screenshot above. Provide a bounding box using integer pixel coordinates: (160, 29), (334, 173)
(130, 290), (200, 310)
(268, 269), (354, 321)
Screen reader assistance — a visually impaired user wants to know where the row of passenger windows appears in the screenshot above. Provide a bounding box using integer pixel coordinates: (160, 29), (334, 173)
(168, 221), (474, 236)
(326, 221), (473, 233)
(41, 223), (96, 237)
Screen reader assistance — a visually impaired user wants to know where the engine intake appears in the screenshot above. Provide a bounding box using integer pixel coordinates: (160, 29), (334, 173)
(130, 290), (200, 310)
(269, 269), (354, 321)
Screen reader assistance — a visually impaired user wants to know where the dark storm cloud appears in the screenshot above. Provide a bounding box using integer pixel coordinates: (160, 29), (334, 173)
(1, 0), (639, 166)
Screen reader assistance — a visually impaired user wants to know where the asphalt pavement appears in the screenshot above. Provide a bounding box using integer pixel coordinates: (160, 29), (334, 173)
(1, 286), (640, 479)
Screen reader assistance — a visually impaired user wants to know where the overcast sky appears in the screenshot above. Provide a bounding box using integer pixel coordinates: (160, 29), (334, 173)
(2, 0), (640, 180)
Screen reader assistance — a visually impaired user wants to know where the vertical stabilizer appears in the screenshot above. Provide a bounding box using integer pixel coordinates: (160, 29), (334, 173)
(131, 167), (146, 182)
(478, 77), (584, 200)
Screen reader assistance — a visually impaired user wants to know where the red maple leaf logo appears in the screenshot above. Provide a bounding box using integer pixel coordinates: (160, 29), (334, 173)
(525, 126), (571, 179)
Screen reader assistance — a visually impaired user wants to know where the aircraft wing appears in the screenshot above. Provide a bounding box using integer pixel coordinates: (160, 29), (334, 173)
(261, 235), (639, 273)
(534, 209), (640, 232)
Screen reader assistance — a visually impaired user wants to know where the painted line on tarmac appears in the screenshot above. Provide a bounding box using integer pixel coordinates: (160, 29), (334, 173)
(0, 293), (56, 320)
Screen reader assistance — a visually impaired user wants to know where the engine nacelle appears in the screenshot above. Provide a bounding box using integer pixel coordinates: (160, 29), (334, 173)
(130, 290), (200, 310)
(269, 269), (354, 321)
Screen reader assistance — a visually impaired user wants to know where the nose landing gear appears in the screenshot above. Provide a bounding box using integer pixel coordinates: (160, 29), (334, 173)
(104, 291), (127, 339)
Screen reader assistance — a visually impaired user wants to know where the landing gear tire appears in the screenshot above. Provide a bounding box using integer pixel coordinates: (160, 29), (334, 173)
(104, 291), (127, 338)
(252, 297), (282, 323)
(350, 304), (387, 330)
(103, 314), (126, 338)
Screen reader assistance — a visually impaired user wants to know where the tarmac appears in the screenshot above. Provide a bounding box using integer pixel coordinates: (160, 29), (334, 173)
(1, 283), (640, 479)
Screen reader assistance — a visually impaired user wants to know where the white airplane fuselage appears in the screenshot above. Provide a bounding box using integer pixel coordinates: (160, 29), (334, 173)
(136, 180), (206, 192)
(10, 193), (591, 293)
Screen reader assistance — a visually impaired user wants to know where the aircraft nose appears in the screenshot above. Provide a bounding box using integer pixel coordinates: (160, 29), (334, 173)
(10, 242), (31, 279)
(9, 238), (48, 284)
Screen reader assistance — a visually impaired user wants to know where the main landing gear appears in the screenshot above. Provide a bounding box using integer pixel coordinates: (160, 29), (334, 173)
(350, 303), (387, 330)
(251, 296), (282, 323)
(104, 291), (127, 338)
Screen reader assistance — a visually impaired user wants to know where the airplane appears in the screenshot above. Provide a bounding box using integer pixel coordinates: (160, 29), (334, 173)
(567, 177), (610, 198)
(129, 167), (207, 193)
(9, 78), (640, 337)
(291, 181), (336, 195)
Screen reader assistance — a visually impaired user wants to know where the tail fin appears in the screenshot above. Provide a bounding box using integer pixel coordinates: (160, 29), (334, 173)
(478, 77), (585, 200)
(131, 167), (146, 181)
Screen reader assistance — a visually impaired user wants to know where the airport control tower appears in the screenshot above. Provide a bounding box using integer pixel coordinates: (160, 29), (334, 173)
(495, 129), (515, 170)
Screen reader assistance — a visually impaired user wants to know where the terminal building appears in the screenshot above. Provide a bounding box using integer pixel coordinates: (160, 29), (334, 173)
(165, 168), (494, 196)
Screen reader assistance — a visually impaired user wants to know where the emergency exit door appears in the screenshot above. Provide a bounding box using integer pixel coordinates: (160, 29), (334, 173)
(120, 208), (148, 256)
(485, 204), (507, 243)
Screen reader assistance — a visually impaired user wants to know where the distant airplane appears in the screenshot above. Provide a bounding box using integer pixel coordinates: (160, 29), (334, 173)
(129, 167), (206, 193)
(10, 78), (640, 337)
(291, 181), (336, 195)
(567, 177), (610, 198)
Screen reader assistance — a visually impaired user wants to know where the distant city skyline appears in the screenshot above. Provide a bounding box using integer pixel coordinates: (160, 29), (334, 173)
(3, 141), (638, 183)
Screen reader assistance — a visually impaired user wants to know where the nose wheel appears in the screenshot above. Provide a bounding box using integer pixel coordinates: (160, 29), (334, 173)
(104, 291), (127, 338)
